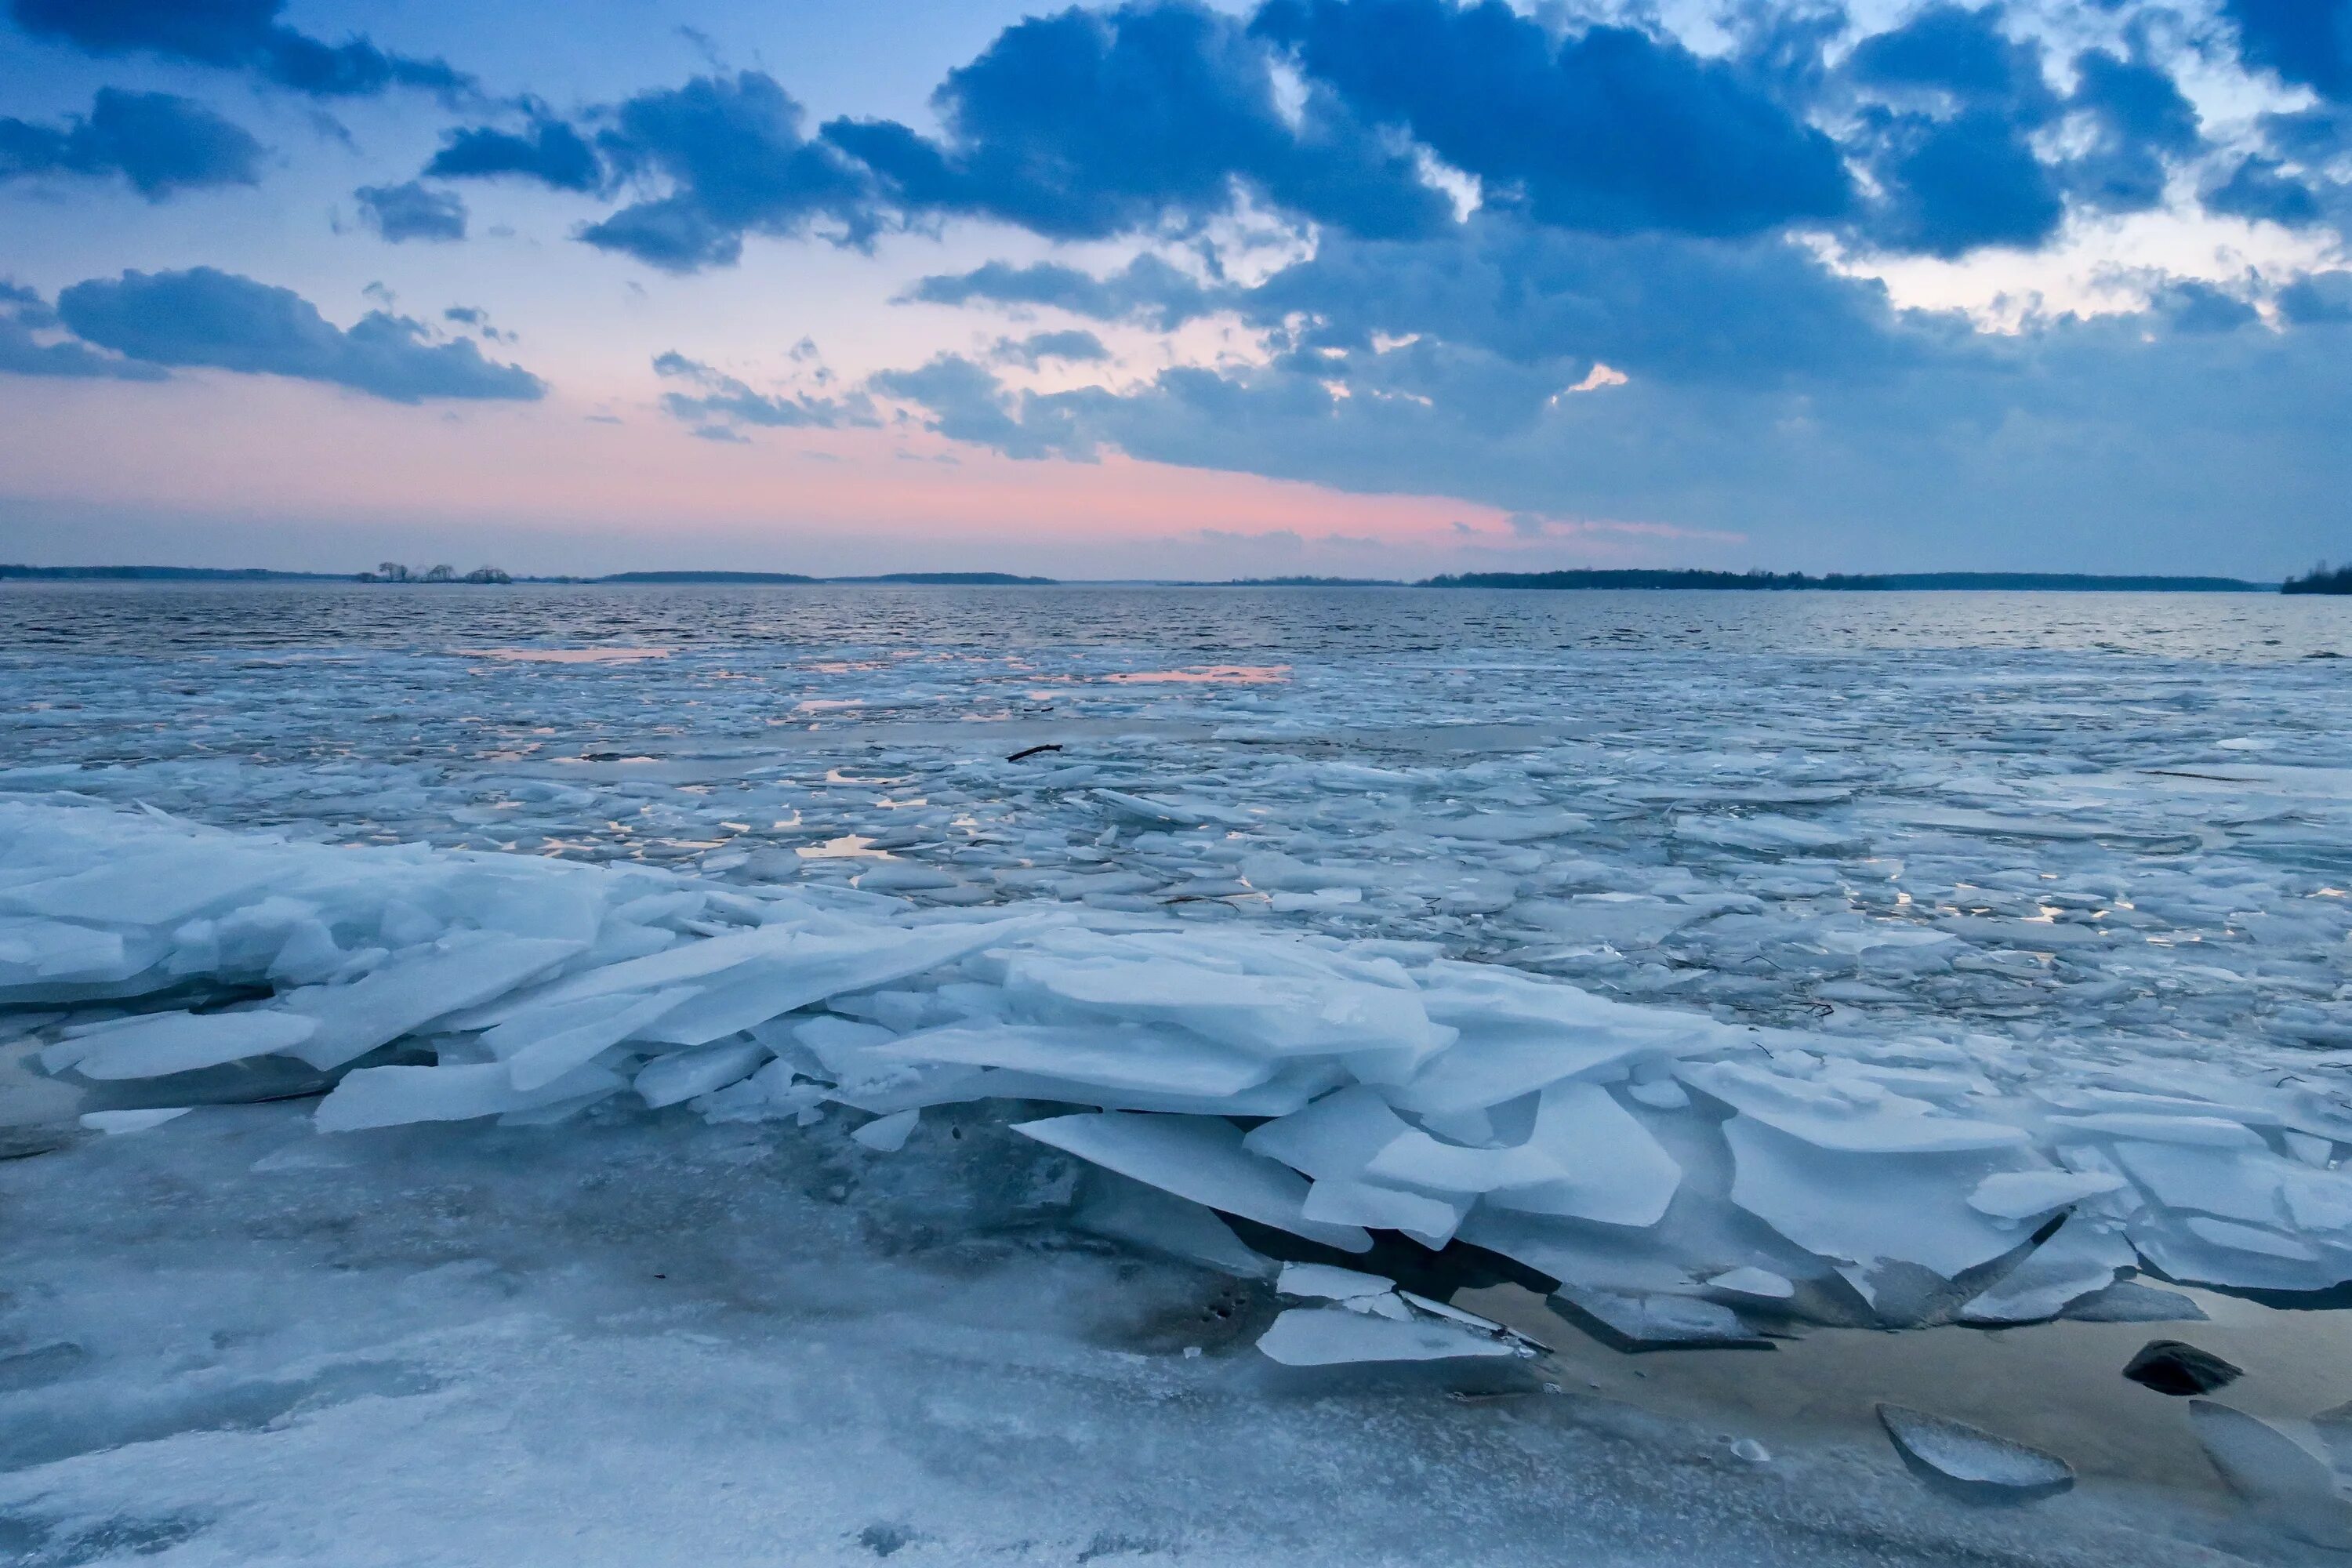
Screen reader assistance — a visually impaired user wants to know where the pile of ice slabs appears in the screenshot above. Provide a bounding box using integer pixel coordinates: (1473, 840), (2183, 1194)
(9, 800), (2352, 1338)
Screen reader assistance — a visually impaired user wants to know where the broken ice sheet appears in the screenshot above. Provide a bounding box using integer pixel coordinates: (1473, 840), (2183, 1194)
(1875, 1405), (2075, 1499)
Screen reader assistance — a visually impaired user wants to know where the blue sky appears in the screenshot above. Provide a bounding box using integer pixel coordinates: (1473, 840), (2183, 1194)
(0, 0), (2346, 577)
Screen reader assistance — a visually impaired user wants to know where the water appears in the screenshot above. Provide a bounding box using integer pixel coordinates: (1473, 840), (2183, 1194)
(5, 579), (2347, 660)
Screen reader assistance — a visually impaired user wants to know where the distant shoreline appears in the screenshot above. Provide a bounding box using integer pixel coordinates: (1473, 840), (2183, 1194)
(0, 564), (2287, 592)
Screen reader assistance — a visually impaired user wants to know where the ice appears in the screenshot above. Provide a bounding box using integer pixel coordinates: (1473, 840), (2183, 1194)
(285, 937), (589, 1069)
(1958, 1218), (2136, 1324)
(494, 988), (698, 1091)
(1704, 1266), (1795, 1300)
(851, 1108), (919, 1152)
(50, 1009), (318, 1080)
(633, 1040), (768, 1109)
(1554, 1285), (1766, 1349)
(1966, 1169), (2130, 1222)
(878, 1022), (1273, 1097)
(1480, 1081), (1682, 1228)
(1013, 1112), (1373, 1251)
(2188, 1401), (2352, 1548)
(78, 1106), (191, 1134)
(1254, 1305), (1524, 1366)
(1876, 1404), (2075, 1496)
(1275, 1262), (1393, 1301)
(315, 1062), (626, 1132)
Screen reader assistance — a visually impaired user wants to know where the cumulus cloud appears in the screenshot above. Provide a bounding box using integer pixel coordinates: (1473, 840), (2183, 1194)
(0, 89), (263, 199)
(7, 0), (467, 98)
(1254, 0), (1851, 238)
(0, 279), (167, 380)
(825, 1), (1448, 243)
(54, 268), (543, 402)
(2223, 0), (2351, 102)
(426, 115), (603, 191)
(356, 181), (468, 242)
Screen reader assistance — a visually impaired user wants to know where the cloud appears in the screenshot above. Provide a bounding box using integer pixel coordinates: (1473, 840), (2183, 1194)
(0, 278), (167, 380)
(651, 350), (870, 434)
(995, 329), (1112, 366)
(7, 0), (467, 98)
(0, 89), (263, 199)
(2066, 46), (2202, 214)
(822, 0), (1449, 242)
(2223, 0), (2350, 102)
(426, 115), (603, 192)
(55, 268), (544, 402)
(1254, 0), (1852, 238)
(579, 73), (880, 270)
(869, 354), (1082, 459)
(862, 208), (2350, 567)
(2204, 155), (2325, 227)
(905, 256), (1221, 329)
(356, 181), (467, 243)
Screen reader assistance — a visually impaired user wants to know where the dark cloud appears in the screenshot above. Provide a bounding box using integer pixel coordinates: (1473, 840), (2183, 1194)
(823, 0), (1449, 242)
(356, 181), (468, 242)
(426, 116), (602, 192)
(7, 0), (468, 98)
(0, 278), (168, 380)
(1846, 3), (2056, 115)
(580, 73), (880, 270)
(904, 256), (1221, 328)
(56, 267), (543, 401)
(2204, 155), (2324, 227)
(1841, 6), (2071, 256)
(652, 350), (871, 434)
(1254, 0), (1851, 238)
(0, 89), (263, 199)
(996, 328), (1112, 365)
(2223, 0), (2351, 102)
(2065, 47), (2201, 213)
(1856, 106), (2064, 256)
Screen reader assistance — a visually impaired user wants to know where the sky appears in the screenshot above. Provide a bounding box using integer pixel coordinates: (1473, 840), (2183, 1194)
(0, 0), (2346, 579)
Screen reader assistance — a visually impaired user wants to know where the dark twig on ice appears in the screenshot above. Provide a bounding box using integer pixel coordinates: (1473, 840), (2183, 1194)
(1006, 744), (1063, 762)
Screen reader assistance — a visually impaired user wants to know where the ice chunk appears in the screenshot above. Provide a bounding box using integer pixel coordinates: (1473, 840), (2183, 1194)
(495, 988), (697, 1091)
(0, 844), (279, 924)
(1300, 1178), (1470, 1248)
(1876, 1405), (2074, 1496)
(1959, 1218), (2135, 1324)
(1704, 1267), (1795, 1300)
(78, 1106), (191, 1134)
(0, 918), (134, 985)
(314, 1062), (623, 1131)
(633, 1040), (768, 1109)
(285, 936), (586, 1069)
(1967, 1168), (2129, 1223)
(878, 1022), (1273, 1098)
(1242, 1085), (1413, 1178)
(2050, 1113), (2264, 1148)
(1255, 1305), (1522, 1366)
(1276, 1263), (1393, 1301)
(1364, 1129), (1563, 1194)
(851, 1108), (919, 1152)
(2189, 1401), (2352, 1549)
(55, 1009), (317, 1080)
(1687, 1062), (2028, 1154)
(1553, 1286), (1766, 1350)
(1724, 1116), (2026, 1294)
(1070, 1171), (1274, 1279)
(1013, 1112), (1372, 1252)
(632, 924), (1030, 1047)
(1482, 1082), (1682, 1229)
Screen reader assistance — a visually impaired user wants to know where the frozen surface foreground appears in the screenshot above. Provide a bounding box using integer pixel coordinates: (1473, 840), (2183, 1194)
(5, 583), (2352, 1564)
